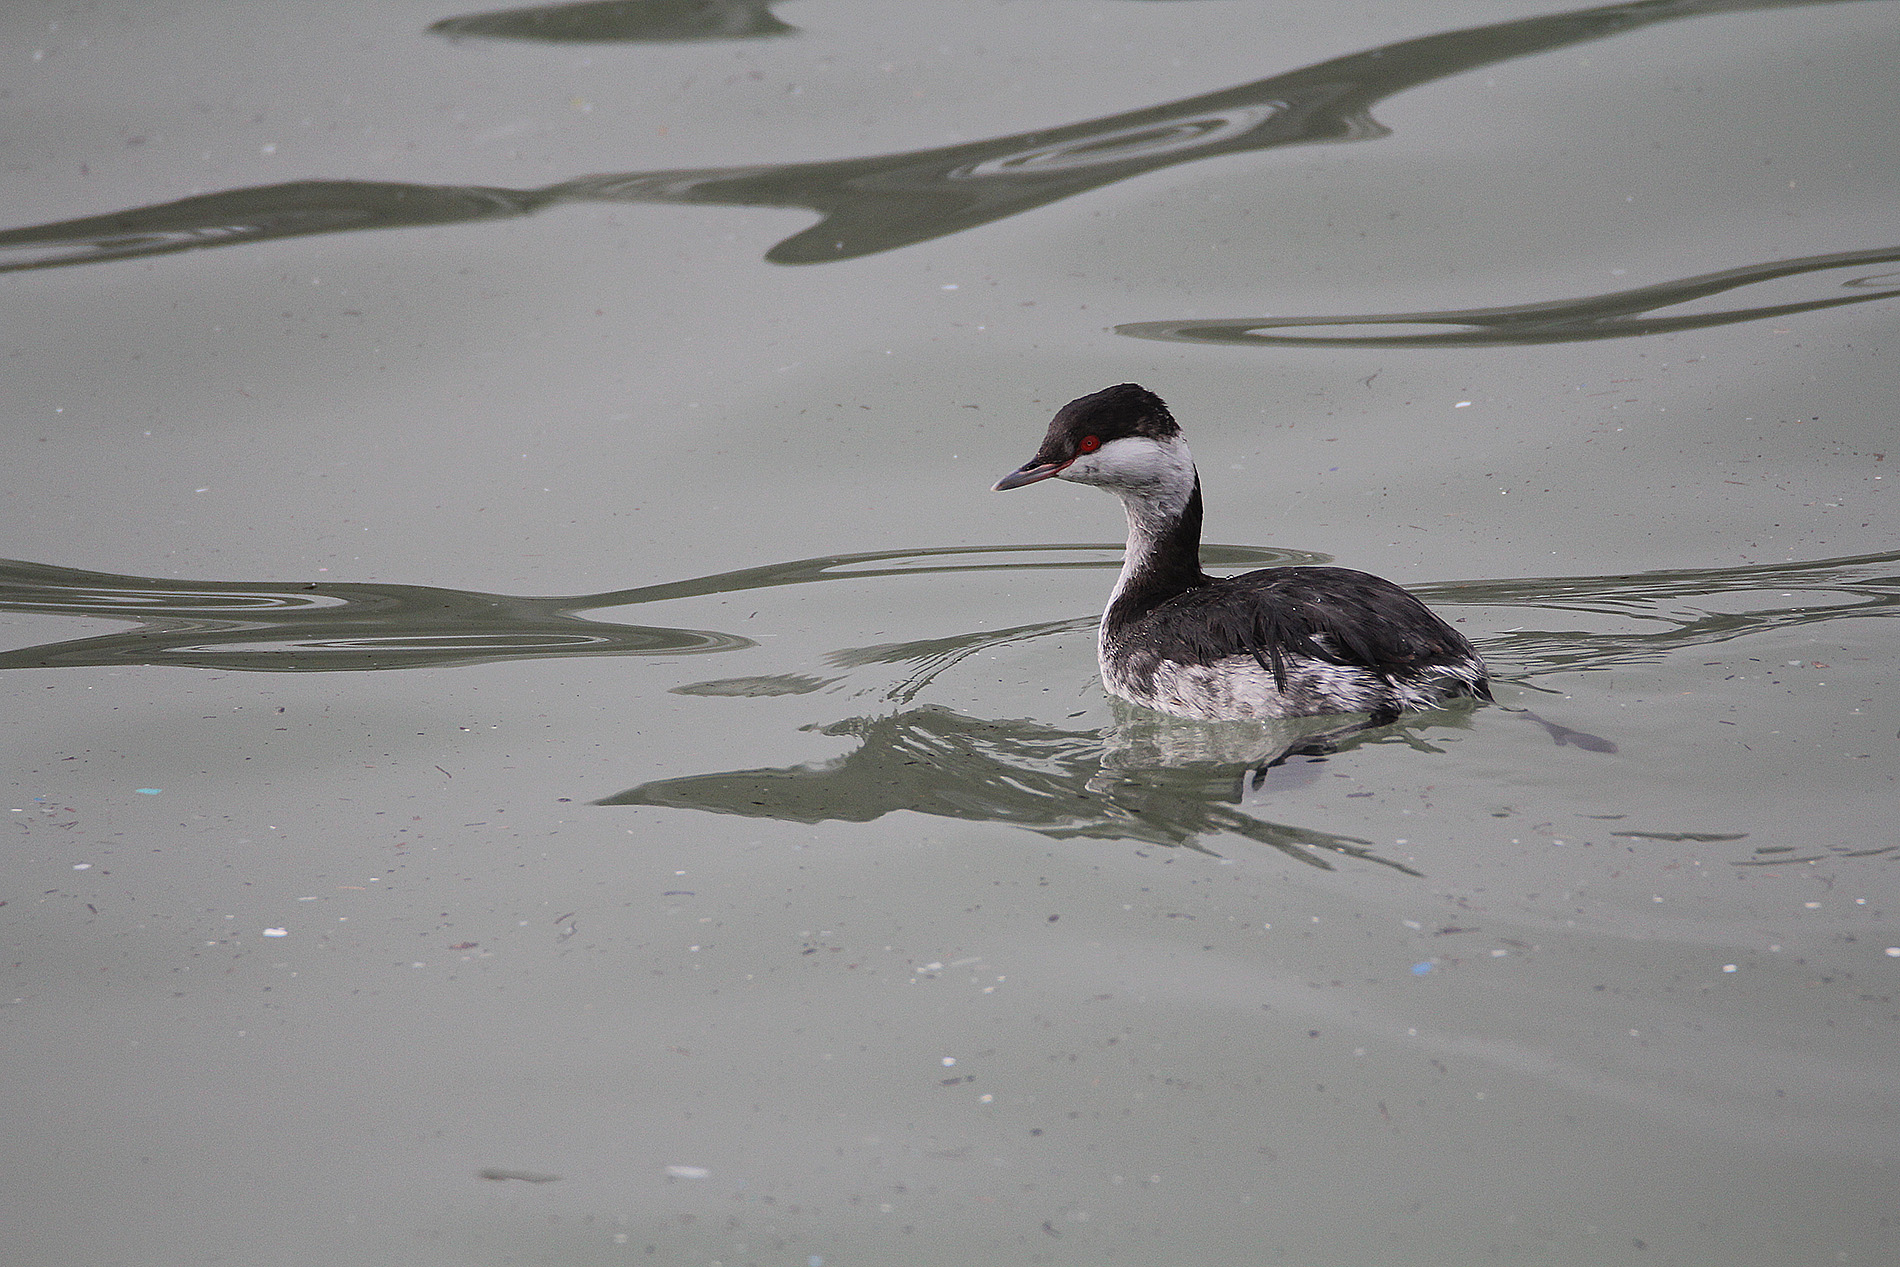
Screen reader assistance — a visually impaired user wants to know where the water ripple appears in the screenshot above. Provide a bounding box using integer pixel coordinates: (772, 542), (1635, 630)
(11, 548), (1889, 858)
(1429, 548), (1900, 676)
(5, 547), (1889, 676)
(0, 0), (1855, 270)
(1116, 246), (1900, 348)
(0, 546), (1282, 674)
(0, 558), (746, 672)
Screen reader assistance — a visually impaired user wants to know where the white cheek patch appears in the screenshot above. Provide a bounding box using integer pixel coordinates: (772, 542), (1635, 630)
(1061, 436), (1195, 513)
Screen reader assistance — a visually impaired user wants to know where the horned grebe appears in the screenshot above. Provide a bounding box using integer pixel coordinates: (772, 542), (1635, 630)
(994, 383), (1491, 723)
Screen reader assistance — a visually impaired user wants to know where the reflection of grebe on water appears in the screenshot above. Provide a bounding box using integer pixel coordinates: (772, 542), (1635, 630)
(1092, 696), (1478, 804)
(602, 700), (1423, 873)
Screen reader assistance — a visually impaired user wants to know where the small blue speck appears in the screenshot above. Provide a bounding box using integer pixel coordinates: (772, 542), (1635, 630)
(1412, 962), (1433, 975)
(135, 788), (162, 795)
(810, 1257), (825, 1267)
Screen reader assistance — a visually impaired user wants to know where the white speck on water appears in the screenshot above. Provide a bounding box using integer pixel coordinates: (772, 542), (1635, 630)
(941, 1057), (956, 1066)
(665, 1165), (710, 1180)
(263, 928), (287, 938)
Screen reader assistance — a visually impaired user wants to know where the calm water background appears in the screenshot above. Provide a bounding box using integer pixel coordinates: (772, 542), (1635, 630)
(3, 2), (1897, 1264)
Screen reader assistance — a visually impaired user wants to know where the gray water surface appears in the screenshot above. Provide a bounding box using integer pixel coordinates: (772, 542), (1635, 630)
(4, 2), (1897, 1264)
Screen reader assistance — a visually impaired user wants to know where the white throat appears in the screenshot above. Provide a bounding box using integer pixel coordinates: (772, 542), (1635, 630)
(1055, 433), (1199, 631)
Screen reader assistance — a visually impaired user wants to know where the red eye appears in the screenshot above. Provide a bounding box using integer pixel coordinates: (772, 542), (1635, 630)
(1077, 435), (1101, 454)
